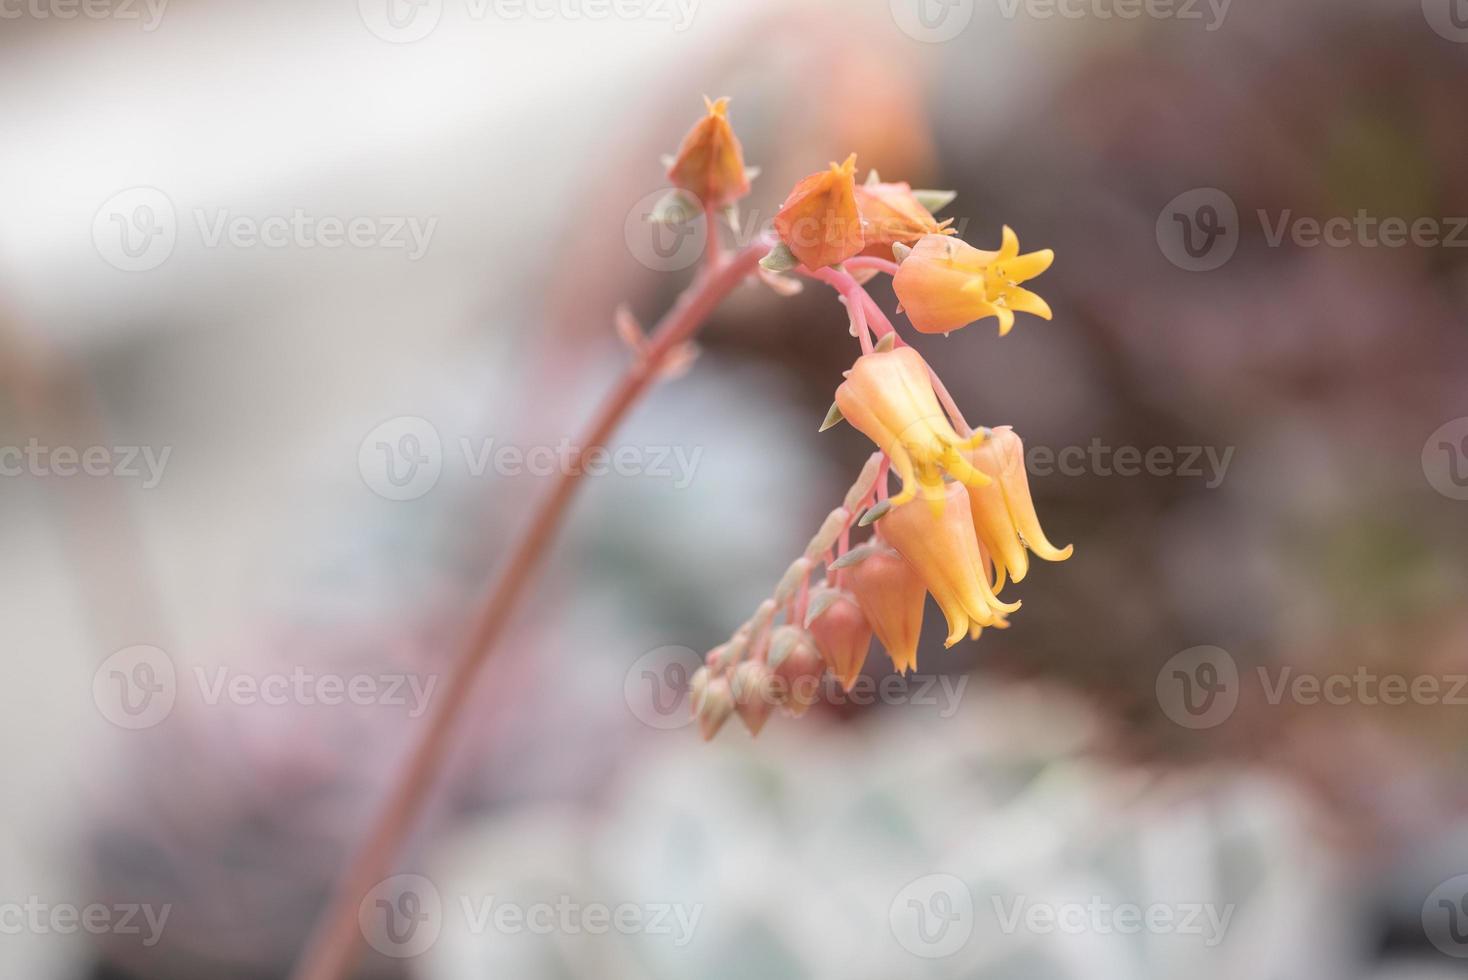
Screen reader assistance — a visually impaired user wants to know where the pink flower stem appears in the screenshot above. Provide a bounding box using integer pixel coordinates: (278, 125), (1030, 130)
(929, 369), (973, 436)
(801, 266), (887, 352)
(844, 256), (900, 277)
(289, 237), (772, 980)
(703, 203), (724, 272)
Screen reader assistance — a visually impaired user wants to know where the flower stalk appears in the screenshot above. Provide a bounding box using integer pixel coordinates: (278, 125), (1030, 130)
(289, 236), (770, 980)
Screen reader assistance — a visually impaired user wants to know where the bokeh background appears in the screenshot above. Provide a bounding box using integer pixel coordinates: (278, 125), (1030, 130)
(3, 0), (1468, 977)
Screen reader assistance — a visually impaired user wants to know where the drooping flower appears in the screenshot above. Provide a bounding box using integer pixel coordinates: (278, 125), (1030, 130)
(965, 426), (1073, 585)
(879, 482), (1019, 647)
(806, 586), (872, 691)
(854, 176), (952, 259)
(893, 227), (1054, 336)
(774, 153), (864, 270)
(767, 625), (825, 717)
(834, 346), (990, 507)
(843, 545), (927, 674)
(666, 96), (752, 210)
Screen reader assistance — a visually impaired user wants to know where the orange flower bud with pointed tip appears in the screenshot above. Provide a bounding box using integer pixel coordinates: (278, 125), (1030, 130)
(854, 177), (952, 259)
(966, 426), (1072, 585)
(666, 96), (751, 210)
(845, 546), (927, 674)
(774, 153), (864, 270)
(806, 587), (872, 692)
(880, 481), (1020, 647)
(893, 227), (1054, 336)
(767, 625), (825, 717)
(834, 346), (989, 507)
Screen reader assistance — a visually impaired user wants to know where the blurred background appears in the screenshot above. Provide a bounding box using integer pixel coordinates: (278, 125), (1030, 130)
(3, 0), (1468, 977)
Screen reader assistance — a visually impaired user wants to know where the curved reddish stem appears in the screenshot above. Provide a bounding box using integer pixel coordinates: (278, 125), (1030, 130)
(290, 238), (771, 980)
(844, 256), (900, 277)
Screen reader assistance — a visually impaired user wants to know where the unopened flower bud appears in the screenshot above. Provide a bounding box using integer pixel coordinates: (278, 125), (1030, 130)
(745, 599), (777, 640)
(731, 660), (775, 736)
(666, 96), (752, 211)
(773, 557), (814, 605)
(843, 452), (885, 512)
(695, 673), (735, 741)
(804, 508), (850, 562)
(773, 153), (864, 270)
(767, 624), (825, 716)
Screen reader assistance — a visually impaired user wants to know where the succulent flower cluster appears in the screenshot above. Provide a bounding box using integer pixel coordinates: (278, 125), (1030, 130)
(660, 98), (1073, 739)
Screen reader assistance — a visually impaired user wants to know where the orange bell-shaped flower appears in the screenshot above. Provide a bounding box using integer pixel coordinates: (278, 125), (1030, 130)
(893, 228), (1054, 336)
(844, 545), (927, 674)
(806, 586), (873, 691)
(880, 481), (1019, 647)
(965, 426), (1072, 585)
(834, 346), (989, 507)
